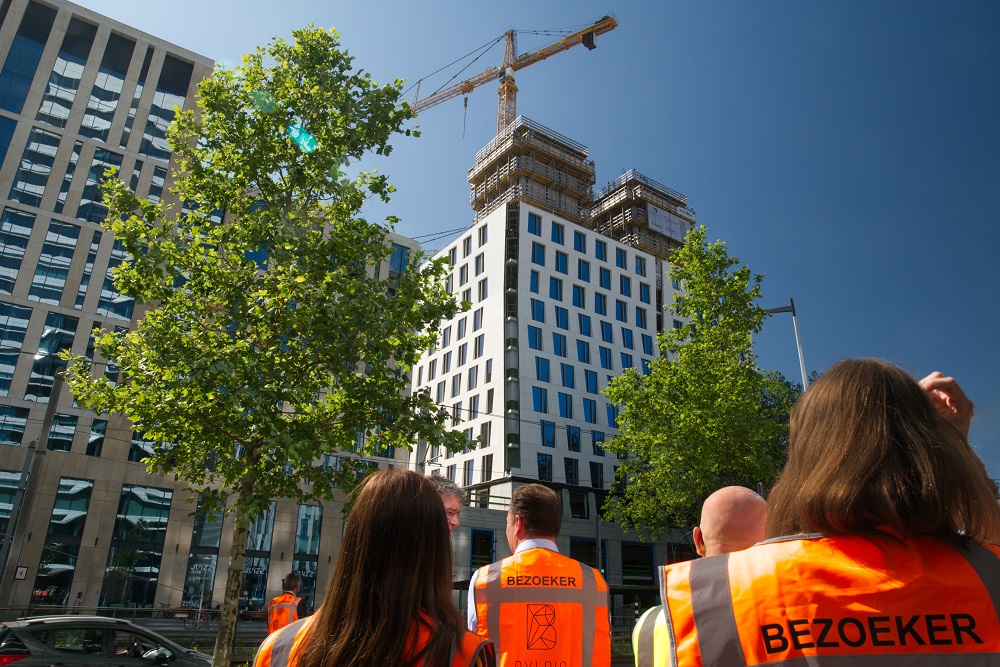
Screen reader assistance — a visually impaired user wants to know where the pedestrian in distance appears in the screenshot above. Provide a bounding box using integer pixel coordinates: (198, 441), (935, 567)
(655, 359), (1000, 666)
(266, 572), (307, 634)
(469, 483), (611, 666)
(254, 469), (495, 667)
(633, 486), (768, 665)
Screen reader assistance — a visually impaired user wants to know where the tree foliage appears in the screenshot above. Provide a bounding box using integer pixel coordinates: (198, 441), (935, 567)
(62, 27), (464, 666)
(602, 226), (797, 539)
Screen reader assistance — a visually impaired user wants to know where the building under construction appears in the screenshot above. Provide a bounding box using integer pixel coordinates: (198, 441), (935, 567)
(412, 113), (699, 617)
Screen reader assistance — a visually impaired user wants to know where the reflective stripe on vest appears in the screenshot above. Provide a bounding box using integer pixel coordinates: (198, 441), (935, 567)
(634, 606), (667, 667)
(257, 616), (310, 667)
(474, 550), (609, 666)
(662, 536), (1000, 667)
(267, 593), (302, 633)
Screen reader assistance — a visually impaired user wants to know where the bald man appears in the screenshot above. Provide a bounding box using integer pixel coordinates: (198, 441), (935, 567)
(692, 485), (769, 557)
(632, 487), (767, 665)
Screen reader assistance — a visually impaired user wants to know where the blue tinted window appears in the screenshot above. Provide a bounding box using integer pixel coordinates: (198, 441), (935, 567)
(535, 357), (550, 382)
(594, 293), (607, 316)
(599, 268), (611, 290)
(551, 222), (564, 245)
(530, 299), (544, 323)
(620, 275), (632, 297)
(554, 307), (568, 330)
(616, 248), (627, 269)
(537, 453), (553, 481)
(541, 421), (555, 448)
(578, 314), (592, 337)
(600, 321), (613, 344)
(616, 301), (628, 323)
(636, 308), (648, 329)
(0, 34), (47, 114)
(635, 256), (647, 277)
(558, 393), (573, 419)
(530, 270), (539, 293)
(549, 277), (562, 301)
(528, 212), (541, 236)
(531, 242), (545, 266)
(592, 431), (605, 456)
(555, 252), (568, 275)
(528, 325), (542, 350)
(583, 398), (597, 424)
(0, 117), (17, 170)
(552, 333), (567, 357)
(0, 208), (35, 294)
(578, 260), (590, 283)
(561, 364), (575, 389)
(585, 370), (598, 394)
(595, 240), (607, 262)
(37, 18), (97, 129)
(641, 334), (654, 355)
(577, 340), (591, 364)
(622, 328), (634, 350)
(620, 353), (633, 369)
(574, 231), (586, 253)
(567, 426), (581, 452)
(639, 283), (651, 304)
(533, 386), (548, 413)
(572, 285), (585, 309)
(599, 347), (612, 370)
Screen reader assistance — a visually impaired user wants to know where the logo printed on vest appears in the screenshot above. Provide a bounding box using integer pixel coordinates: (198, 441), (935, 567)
(526, 604), (557, 650)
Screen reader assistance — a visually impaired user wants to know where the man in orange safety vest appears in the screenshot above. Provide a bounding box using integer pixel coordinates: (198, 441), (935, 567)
(266, 572), (306, 634)
(468, 483), (610, 666)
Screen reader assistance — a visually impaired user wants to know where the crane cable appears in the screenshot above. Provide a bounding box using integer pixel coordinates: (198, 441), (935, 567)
(403, 35), (505, 99)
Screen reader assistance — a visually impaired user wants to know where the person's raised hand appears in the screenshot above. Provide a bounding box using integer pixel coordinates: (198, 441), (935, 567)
(919, 371), (974, 438)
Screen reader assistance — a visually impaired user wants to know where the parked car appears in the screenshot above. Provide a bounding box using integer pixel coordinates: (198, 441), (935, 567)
(0, 615), (212, 666)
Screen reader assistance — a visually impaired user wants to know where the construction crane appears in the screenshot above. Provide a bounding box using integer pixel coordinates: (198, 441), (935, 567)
(411, 15), (618, 135)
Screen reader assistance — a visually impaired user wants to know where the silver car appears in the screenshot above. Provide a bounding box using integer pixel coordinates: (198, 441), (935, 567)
(0, 615), (211, 666)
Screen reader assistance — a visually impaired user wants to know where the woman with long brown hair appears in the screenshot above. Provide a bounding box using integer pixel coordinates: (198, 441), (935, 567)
(651, 359), (1000, 666)
(255, 469), (494, 667)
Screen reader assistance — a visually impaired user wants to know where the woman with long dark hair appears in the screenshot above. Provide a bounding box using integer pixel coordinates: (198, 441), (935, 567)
(650, 359), (1000, 666)
(255, 469), (494, 667)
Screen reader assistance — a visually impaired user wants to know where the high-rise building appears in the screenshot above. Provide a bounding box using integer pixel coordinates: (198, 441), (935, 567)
(411, 117), (698, 613)
(0, 0), (417, 614)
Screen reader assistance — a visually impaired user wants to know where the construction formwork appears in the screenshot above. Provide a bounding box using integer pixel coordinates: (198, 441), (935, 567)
(589, 169), (697, 261)
(468, 116), (595, 225)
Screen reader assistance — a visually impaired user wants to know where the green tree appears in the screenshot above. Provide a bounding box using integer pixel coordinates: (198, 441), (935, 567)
(62, 27), (466, 666)
(603, 226), (797, 539)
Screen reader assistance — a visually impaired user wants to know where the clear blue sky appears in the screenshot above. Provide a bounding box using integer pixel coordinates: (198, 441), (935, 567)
(80, 0), (1000, 474)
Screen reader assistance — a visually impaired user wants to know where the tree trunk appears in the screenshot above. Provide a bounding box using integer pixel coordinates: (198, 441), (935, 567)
(212, 496), (252, 666)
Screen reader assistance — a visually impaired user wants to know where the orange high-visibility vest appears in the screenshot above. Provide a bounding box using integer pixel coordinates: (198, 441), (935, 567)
(266, 592), (302, 634)
(474, 547), (611, 667)
(253, 615), (494, 667)
(659, 534), (1000, 667)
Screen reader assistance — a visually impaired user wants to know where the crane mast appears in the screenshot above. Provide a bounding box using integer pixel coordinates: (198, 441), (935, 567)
(411, 15), (618, 135)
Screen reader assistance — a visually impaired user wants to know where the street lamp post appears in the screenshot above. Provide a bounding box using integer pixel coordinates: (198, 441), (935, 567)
(765, 298), (809, 389)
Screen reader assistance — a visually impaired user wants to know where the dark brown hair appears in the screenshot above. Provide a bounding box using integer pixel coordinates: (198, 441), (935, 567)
(299, 470), (465, 667)
(282, 572), (300, 591)
(767, 358), (1000, 543)
(510, 484), (562, 537)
